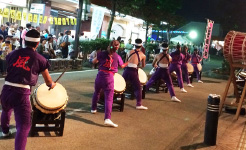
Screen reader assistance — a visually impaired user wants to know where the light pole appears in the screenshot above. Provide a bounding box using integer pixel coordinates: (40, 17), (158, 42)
(74, 0), (83, 59)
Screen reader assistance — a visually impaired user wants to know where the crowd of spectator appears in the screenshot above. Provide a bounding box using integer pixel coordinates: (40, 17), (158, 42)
(0, 22), (89, 76)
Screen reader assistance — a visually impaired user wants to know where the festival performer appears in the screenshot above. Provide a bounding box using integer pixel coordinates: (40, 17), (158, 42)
(169, 44), (187, 93)
(146, 43), (181, 102)
(0, 29), (56, 150)
(191, 48), (203, 83)
(91, 40), (128, 128)
(181, 45), (194, 87)
(122, 39), (148, 110)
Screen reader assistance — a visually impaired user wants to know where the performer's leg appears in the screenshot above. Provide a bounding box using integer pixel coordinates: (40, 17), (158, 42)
(146, 68), (161, 90)
(91, 75), (102, 111)
(169, 64), (175, 74)
(181, 65), (190, 84)
(1, 109), (12, 134)
(193, 65), (201, 81)
(104, 74), (114, 120)
(14, 94), (31, 150)
(163, 69), (175, 97)
(175, 66), (184, 89)
(0, 87), (12, 134)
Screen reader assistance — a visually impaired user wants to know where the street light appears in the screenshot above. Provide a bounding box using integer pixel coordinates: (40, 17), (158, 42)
(189, 31), (197, 39)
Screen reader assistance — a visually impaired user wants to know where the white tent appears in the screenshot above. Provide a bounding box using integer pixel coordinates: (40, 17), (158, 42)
(170, 35), (193, 45)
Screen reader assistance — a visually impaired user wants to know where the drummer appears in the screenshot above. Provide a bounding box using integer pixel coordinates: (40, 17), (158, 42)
(181, 45), (194, 87)
(91, 40), (128, 128)
(122, 39), (148, 110)
(169, 44), (187, 93)
(0, 29), (56, 150)
(191, 48), (203, 83)
(146, 43), (181, 102)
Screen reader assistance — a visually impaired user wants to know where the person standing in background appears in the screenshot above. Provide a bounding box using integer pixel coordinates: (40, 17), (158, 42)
(169, 44), (187, 93)
(21, 23), (32, 48)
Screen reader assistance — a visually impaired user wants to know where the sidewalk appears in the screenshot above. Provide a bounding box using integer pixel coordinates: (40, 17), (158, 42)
(178, 105), (246, 150)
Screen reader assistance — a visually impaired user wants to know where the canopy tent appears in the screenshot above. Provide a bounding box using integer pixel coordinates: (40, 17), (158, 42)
(170, 35), (193, 45)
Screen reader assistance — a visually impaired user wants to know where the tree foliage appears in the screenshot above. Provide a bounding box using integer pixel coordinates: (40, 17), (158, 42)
(90, 0), (184, 39)
(216, 0), (246, 35)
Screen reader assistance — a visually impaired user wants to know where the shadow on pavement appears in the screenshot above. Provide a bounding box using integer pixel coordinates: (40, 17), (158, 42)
(66, 115), (105, 127)
(201, 80), (221, 83)
(180, 142), (210, 150)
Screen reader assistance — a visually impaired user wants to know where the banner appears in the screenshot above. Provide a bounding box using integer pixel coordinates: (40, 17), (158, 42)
(3, 8), (9, 18)
(90, 6), (105, 40)
(22, 12), (27, 21)
(70, 18), (74, 25)
(54, 17), (58, 25)
(62, 18), (66, 25)
(33, 14), (38, 23)
(28, 14), (33, 22)
(10, 10), (15, 19)
(58, 18), (61, 25)
(203, 19), (214, 59)
(39, 15), (43, 23)
(49, 17), (53, 25)
(0, 8), (77, 26)
(43, 16), (47, 24)
(16, 11), (22, 20)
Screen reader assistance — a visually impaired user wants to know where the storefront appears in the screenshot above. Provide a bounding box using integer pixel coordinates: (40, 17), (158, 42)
(0, 0), (27, 26)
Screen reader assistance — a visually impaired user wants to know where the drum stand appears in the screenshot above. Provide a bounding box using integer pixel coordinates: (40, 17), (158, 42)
(125, 83), (146, 100)
(146, 75), (168, 93)
(219, 55), (245, 120)
(30, 108), (66, 137)
(98, 93), (125, 112)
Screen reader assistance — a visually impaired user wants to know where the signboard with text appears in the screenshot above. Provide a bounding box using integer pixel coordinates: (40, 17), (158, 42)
(203, 19), (214, 59)
(30, 3), (45, 14)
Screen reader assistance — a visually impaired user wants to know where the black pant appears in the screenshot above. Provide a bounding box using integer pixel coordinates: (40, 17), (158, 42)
(62, 47), (68, 58)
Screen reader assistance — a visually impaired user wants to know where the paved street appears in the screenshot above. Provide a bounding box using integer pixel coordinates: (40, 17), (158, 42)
(0, 66), (237, 150)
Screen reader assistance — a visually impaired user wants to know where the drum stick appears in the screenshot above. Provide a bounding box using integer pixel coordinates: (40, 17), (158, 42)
(49, 67), (67, 90)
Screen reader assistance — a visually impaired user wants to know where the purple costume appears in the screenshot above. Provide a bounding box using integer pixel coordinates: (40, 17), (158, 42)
(191, 53), (201, 80)
(1, 47), (50, 150)
(91, 51), (123, 119)
(181, 52), (191, 84)
(146, 54), (175, 97)
(122, 50), (142, 106)
(169, 50), (185, 88)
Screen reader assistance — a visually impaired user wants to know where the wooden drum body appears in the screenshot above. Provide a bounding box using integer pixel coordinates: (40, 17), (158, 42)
(32, 83), (68, 114)
(224, 31), (246, 63)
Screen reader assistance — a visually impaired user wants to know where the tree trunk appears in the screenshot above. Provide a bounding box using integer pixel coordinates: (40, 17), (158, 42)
(145, 21), (149, 43)
(74, 0), (84, 59)
(106, 0), (116, 39)
(167, 23), (170, 44)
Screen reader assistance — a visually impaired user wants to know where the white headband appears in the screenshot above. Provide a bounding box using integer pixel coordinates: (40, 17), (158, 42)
(25, 37), (40, 42)
(160, 46), (169, 50)
(135, 43), (142, 46)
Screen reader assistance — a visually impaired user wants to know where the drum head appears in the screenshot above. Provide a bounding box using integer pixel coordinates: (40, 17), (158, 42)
(114, 73), (126, 93)
(138, 68), (147, 85)
(35, 83), (68, 110)
(187, 63), (194, 73)
(197, 64), (202, 71)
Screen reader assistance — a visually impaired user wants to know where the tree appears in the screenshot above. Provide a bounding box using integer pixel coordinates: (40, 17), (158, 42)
(216, 0), (246, 35)
(90, 0), (184, 40)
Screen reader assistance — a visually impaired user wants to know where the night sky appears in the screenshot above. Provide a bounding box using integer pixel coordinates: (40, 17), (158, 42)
(177, 0), (219, 23)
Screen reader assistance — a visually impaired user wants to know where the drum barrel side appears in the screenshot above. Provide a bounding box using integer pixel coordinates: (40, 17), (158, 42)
(223, 31), (246, 63)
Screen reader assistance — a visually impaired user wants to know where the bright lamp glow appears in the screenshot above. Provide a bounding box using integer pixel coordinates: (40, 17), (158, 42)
(189, 31), (197, 39)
